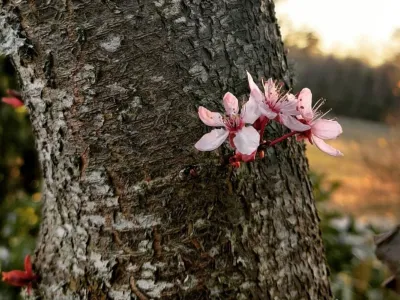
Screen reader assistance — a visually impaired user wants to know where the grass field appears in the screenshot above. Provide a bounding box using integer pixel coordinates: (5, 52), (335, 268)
(306, 116), (400, 225)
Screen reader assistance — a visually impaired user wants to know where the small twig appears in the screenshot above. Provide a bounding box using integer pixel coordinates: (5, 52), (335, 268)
(259, 131), (298, 149)
(258, 117), (269, 142)
(130, 276), (149, 300)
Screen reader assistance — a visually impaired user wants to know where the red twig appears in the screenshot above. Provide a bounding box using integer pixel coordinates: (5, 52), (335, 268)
(260, 131), (298, 148)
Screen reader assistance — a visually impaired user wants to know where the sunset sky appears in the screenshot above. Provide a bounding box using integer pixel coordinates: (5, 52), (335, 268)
(276, 0), (400, 65)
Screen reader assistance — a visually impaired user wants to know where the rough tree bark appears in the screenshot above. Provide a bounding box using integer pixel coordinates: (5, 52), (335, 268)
(0, 0), (332, 299)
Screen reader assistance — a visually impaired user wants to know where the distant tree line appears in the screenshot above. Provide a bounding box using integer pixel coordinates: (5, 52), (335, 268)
(285, 32), (400, 122)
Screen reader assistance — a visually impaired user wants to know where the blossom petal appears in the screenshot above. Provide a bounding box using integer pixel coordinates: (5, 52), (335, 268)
(312, 119), (343, 140)
(278, 94), (298, 115)
(24, 255), (33, 275)
(233, 126), (260, 155)
(223, 92), (239, 115)
(247, 72), (264, 103)
(198, 106), (225, 127)
(259, 102), (277, 119)
(297, 88), (313, 121)
(2, 97), (24, 108)
(312, 136), (343, 157)
(241, 97), (261, 124)
(280, 114), (311, 132)
(2, 270), (32, 287)
(264, 78), (280, 103)
(195, 129), (228, 151)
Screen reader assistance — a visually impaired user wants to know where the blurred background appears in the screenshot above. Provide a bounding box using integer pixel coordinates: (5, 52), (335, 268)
(277, 0), (400, 299)
(0, 57), (41, 299)
(1, 0), (400, 298)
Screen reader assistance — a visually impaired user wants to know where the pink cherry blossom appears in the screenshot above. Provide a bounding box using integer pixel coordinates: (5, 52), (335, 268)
(195, 92), (261, 155)
(296, 88), (343, 157)
(247, 72), (310, 132)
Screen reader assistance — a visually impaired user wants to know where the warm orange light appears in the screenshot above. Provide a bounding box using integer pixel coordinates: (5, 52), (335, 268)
(276, 0), (400, 66)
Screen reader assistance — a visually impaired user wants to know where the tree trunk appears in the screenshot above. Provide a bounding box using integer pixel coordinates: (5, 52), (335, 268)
(1, 0), (332, 299)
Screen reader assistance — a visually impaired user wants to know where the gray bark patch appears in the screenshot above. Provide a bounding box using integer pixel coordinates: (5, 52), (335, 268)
(0, 15), (25, 55)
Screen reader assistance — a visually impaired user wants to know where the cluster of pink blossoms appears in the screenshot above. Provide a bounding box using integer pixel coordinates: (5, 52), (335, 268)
(195, 72), (343, 167)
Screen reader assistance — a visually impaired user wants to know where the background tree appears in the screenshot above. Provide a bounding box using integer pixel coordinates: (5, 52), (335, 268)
(0, 1), (331, 299)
